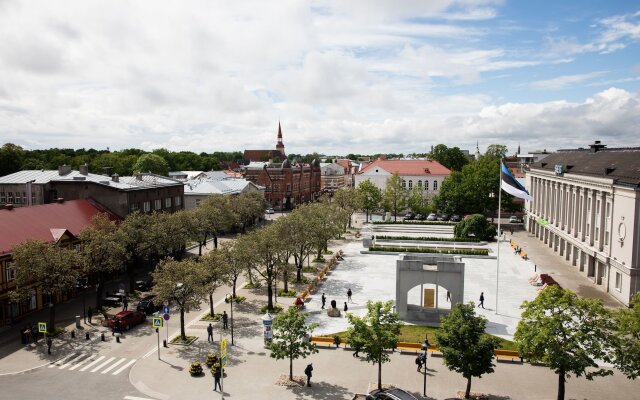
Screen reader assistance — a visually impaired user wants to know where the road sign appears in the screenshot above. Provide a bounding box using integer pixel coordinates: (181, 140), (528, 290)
(163, 306), (170, 314)
(152, 317), (163, 328)
(220, 338), (228, 367)
(38, 322), (47, 333)
(163, 313), (170, 321)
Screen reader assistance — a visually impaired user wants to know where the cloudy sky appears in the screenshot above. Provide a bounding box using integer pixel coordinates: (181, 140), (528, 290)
(0, 0), (639, 156)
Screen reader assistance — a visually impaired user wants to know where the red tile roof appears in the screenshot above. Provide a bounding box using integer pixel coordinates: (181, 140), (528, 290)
(358, 159), (451, 176)
(0, 199), (120, 255)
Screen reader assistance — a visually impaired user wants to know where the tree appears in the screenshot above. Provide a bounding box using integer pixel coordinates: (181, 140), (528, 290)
(120, 212), (162, 291)
(248, 225), (280, 312)
(221, 240), (252, 298)
(358, 179), (382, 222)
(454, 214), (497, 241)
(287, 206), (315, 282)
(201, 195), (236, 249)
(269, 307), (319, 380)
(200, 248), (230, 318)
(78, 213), (126, 308)
(346, 301), (401, 390)
(0, 143), (24, 176)
(307, 202), (342, 260)
(428, 144), (469, 172)
(407, 185), (431, 215)
(484, 144), (508, 160)
(232, 192), (266, 233)
(435, 303), (500, 399)
(332, 187), (363, 229)
(10, 240), (81, 332)
(381, 174), (407, 222)
(132, 153), (169, 176)
(514, 286), (614, 400)
(611, 293), (640, 379)
(152, 258), (207, 341)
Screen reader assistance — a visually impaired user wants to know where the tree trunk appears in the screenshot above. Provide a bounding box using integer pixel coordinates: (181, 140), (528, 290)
(49, 303), (56, 333)
(283, 269), (289, 292)
(289, 356), (293, 380)
(180, 307), (186, 340)
(557, 370), (565, 400)
(267, 280), (274, 312)
(198, 242), (203, 256)
(232, 276), (238, 298)
(95, 277), (105, 309)
(377, 360), (382, 391)
(465, 376), (472, 398)
(209, 293), (214, 317)
(213, 233), (218, 249)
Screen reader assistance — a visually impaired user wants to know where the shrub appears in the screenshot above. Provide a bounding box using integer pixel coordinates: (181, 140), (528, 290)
(454, 214), (496, 241)
(278, 289), (297, 297)
(375, 235), (480, 243)
(244, 282), (262, 289)
(189, 362), (203, 376)
(290, 276), (310, 284)
(368, 246), (489, 256)
(260, 304), (284, 314)
(201, 313), (221, 321)
(303, 266), (318, 273)
(205, 353), (218, 367)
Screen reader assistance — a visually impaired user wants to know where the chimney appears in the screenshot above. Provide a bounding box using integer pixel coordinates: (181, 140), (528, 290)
(136, 173), (143, 181)
(79, 163), (89, 175)
(589, 140), (606, 153)
(111, 173), (119, 183)
(58, 165), (72, 176)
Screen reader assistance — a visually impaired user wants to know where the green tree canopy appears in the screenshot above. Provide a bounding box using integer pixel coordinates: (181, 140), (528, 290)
(428, 144), (469, 172)
(514, 286), (614, 400)
(0, 143), (24, 176)
(454, 214), (497, 241)
(268, 307), (319, 380)
(346, 301), (401, 391)
(132, 153), (170, 176)
(200, 247), (231, 318)
(484, 144), (508, 160)
(382, 173), (407, 222)
(358, 179), (382, 221)
(611, 293), (640, 379)
(435, 303), (500, 399)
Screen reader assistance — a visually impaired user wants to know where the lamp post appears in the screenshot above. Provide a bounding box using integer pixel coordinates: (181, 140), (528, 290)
(226, 294), (234, 346)
(421, 336), (429, 397)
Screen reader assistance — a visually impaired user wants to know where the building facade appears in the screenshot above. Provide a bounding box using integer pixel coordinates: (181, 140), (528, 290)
(183, 177), (265, 210)
(243, 122), (287, 163)
(320, 162), (349, 193)
(354, 158), (451, 194)
(525, 142), (640, 306)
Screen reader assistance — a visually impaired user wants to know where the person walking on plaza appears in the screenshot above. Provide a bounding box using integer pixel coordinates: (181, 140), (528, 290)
(207, 323), (214, 342)
(213, 364), (222, 391)
(122, 296), (128, 311)
(446, 290), (451, 302)
(347, 288), (352, 303)
(87, 306), (93, 324)
(46, 337), (53, 355)
(304, 363), (313, 387)
(344, 302), (348, 312)
(321, 293), (326, 309)
(415, 353), (425, 372)
(478, 292), (485, 309)
(222, 311), (228, 330)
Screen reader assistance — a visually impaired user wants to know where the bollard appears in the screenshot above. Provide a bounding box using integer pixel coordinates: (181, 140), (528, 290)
(101, 333), (105, 342)
(163, 339), (167, 348)
(75, 315), (81, 329)
(71, 330), (75, 339)
(116, 335), (120, 343)
(85, 332), (90, 340)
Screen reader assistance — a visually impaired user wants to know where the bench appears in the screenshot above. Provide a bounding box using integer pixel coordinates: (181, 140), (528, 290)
(520, 251), (528, 260)
(396, 342), (437, 354)
(310, 336), (340, 348)
(495, 350), (522, 363)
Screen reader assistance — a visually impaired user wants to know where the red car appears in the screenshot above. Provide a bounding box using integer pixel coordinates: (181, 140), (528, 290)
(108, 310), (146, 331)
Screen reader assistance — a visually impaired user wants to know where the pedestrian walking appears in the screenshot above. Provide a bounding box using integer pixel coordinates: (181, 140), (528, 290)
(46, 337), (53, 355)
(32, 323), (39, 344)
(478, 292), (485, 309)
(213, 363), (222, 391)
(207, 323), (214, 342)
(415, 354), (424, 372)
(347, 288), (352, 303)
(352, 342), (362, 358)
(446, 290), (451, 302)
(87, 306), (93, 324)
(321, 293), (326, 310)
(222, 311), (228, 330)
(122, 296), (128, 311)
(24, 327), (32, 345)
(510, 227), (514, 235)
(304, 363), (313, 387)
(344, 302), (348, 312)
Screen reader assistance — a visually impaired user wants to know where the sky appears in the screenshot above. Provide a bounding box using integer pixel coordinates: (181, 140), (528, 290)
(0, 0), (639, 156)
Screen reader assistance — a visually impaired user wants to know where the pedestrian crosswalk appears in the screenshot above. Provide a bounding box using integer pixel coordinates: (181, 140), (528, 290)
(47, 352), (136, 375)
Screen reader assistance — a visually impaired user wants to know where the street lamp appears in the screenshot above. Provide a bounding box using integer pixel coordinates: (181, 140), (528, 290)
(421, 335), (430, 397)
(226, 294), (234, 346)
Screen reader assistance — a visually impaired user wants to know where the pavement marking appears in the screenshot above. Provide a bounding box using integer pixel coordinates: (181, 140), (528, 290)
(48, 352), (78, 368)
(91, 356), (115, 373)
(101, 357), (127, 374)
(113, 359), (137, 375)
(58, 353), (86, 370)
(68, 354), (95, 371)
(123, 396), (156, 400)
(80, 355), (105, 371)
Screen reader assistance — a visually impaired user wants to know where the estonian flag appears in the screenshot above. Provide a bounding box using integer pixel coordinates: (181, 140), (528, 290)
(501, 162), (532, 201)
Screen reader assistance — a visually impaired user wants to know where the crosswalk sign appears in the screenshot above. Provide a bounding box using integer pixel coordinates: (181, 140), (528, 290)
(152, 317), (163, 328)
(38, 322), (47, 333)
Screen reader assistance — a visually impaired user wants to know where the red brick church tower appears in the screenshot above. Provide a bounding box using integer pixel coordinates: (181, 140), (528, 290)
(275, 121), (285, 156)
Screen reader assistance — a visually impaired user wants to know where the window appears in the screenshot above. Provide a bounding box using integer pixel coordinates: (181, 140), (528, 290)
(424, 181), (429, 191)
(606, 203), (610, 219)
(165, 197), (172, 208)
(129, 203), (139, 212)
(615, 272), (622, 291)
(195, 199), (201, 207)
(7, 192), (14, 203)
(286, 183), (291, 192)
(0, 192), (5, 203)
(154, 199), (162, 210)
(22, 192), (27, 204)
(14, 194), (21, 204)
(433, 180), (438, 191)
(174, 196), (181, 206)
(143, 201), (151, 212)
(5, 262), (16, 282)
(417, 180), (422, 188)
(595, 227), (599, 239)
(408, 180), (413, 189)
(605, 230), (609, 246)
(402, 180), (406, 189)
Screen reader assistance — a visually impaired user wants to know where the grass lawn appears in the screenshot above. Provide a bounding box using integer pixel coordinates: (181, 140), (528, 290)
(326, 324), (517, 351)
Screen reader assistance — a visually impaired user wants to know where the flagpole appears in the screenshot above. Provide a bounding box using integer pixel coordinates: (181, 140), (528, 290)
(496, 160), (502, 315)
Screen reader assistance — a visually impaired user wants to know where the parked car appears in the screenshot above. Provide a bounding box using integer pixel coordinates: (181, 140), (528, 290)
(136, 294), (162, 315)
(367, 388), (419, 400)
(103, 291), (127, 307)
(108, 310), (146, 331)
(439, 213), (450, 221)
(136, 279), (152, 292)
(415, 213), (426, 221)
(426, 213), (437, 221)
(404, 212), (415, 220)
(266, 208), (275, 214)
(509, 215), (524, 223)
(450, 214), (462, 222)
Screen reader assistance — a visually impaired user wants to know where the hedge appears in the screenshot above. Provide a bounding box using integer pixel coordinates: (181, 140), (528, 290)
(368, 246), (489, 256)
(375, 235), (479, 243)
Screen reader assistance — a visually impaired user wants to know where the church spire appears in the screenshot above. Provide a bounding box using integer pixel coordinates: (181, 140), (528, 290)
(276, 121), (285, 156)
(475, 140), (481, 160)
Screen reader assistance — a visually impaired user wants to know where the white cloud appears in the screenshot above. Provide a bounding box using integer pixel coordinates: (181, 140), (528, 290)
(529, 71), (608, 90)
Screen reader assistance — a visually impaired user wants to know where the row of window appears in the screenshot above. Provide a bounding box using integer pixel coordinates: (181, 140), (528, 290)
(401, 180), (438, 191)
(129, 196), (182, 213)
(0, 191), (37, 205)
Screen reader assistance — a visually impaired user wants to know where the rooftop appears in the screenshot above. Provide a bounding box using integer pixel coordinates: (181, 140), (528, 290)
(358, 159), (451, 176)
(0, 170), (183, 190)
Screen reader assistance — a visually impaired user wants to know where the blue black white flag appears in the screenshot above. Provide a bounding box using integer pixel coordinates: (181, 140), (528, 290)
(501, 162), (532, 201)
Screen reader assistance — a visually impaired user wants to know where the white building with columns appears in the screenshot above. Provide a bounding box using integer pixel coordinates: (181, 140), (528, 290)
(354, 157), (450, 194)
(525, 142), (640, 306)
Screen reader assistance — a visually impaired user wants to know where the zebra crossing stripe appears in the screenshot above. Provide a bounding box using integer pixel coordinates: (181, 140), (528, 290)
(112, 359), (136, 375)
(68, 354), (94, 371)
(80, 355), (105, 372)
(101, 358), (127, 374)
(58, 353), (86, 370)
(48, 353), (78, 368)
(91, 356), (115, 373)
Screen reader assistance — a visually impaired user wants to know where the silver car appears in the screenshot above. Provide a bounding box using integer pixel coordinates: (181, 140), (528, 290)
(366, 388), (418, 400)
(426, 213), (437, 221)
